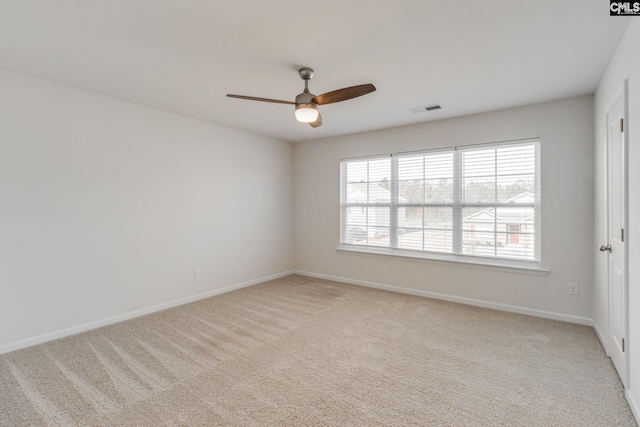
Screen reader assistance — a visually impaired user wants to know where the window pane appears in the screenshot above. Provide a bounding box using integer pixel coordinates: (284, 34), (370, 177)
(345, 182), (368, 203)
(460, 142), (538, 261)
(367, 227), (390, 247)
(398, 156), (423, 180)
(424, 207), (452, 229)
(424, 152), (453, 180)
(463, 178), (495, 204)
(463, 149), (495, 178)
(346, 161), (367, 183)
(496, 176), (534, 203)
(462, 235), (498, 256)
(369, 182), (391, 203)
(461, 205), (536, 259)
(495, 206), (534, 227)
(462, 206), (496, 255)
(345, 206), (367, 226)
(398, 180), (424, 203)
(345, 226), (367, 243)
(494, 232), (536, 260)
(397, 229), (423, 250)
(398, 205), (424, 250)
(344, 158), (392, 204)
(424, 229), (452, 253)
(424, 205), (453, 253)
(497, 145), (535, 176)
(494, 205), (535, 260)
(462, 206), (490, 230)
(425, 179), (453, 203)
(344, 225), (392, 247)
(368, 158), (391, 181)
(368, 206), (390, 229)
(398, 207), (423, 229)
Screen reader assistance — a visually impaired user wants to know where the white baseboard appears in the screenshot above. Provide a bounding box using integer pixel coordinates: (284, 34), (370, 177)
(293, 270), (593, 326)
(0, 270), (294, 355)
(627, 389), (640, 424)
(592, 320), (608, 354)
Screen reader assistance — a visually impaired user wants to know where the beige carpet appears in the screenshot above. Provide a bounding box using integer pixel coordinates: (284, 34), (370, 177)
(0, 274), (636, 426)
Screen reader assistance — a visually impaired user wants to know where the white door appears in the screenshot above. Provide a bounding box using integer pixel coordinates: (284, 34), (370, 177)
(603, 86), (627, 387)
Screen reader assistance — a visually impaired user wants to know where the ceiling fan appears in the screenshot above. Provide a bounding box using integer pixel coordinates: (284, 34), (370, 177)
(226, 67), (376, 128)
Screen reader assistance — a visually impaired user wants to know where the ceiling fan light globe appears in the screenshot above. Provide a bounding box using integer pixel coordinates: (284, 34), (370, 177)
(295, 104), (319, 123)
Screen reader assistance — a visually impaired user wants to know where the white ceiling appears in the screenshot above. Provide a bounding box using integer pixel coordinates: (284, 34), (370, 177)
(0, 1), (629, 142)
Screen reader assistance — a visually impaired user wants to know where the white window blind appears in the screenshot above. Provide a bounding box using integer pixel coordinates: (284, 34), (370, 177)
(340, 139), (540, 263)
(341, 156), (392, 248)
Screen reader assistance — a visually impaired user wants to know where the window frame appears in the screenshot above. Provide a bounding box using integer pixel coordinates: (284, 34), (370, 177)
(339, 139), (544, 273)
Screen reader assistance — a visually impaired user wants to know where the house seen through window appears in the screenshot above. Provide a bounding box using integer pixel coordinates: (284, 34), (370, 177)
(340, 139), (540, 264)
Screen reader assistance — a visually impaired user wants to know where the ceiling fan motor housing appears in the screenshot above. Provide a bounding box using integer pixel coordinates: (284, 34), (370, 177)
(295, 91), (315, 106)
(294, 88), (318, 123)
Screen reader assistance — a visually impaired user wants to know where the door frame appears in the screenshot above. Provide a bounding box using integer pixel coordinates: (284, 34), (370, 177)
(605, 80), (629, 387)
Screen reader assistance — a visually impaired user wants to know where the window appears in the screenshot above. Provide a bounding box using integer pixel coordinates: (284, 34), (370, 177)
(340, 139), (540, 266)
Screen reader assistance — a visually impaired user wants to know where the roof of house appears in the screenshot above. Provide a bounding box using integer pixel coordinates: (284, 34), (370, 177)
(463, 192), (535, 223)
(347, 182), (408, 204)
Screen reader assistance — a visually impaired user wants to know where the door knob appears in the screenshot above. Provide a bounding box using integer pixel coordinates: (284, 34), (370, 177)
(599, 244), (612, 253)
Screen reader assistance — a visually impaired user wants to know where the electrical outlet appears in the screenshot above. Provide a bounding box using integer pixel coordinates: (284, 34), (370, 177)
(194, 268), (201, 278)
(568, 282), (578, 296)
(323, 254), (329, 263)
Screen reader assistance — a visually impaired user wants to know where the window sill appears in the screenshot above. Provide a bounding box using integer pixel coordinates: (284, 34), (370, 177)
(335, 245), (549, 276)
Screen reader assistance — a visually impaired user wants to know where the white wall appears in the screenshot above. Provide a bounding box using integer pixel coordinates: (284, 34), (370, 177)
(0, 70), (294, 351)
(594, 20), (640, 419)
(294, 96), (594, 320)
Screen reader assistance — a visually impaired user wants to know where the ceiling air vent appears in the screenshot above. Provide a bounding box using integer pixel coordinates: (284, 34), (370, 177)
(408, 104), (442, 114)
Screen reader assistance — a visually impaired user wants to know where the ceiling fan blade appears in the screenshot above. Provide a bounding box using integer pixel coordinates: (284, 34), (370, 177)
(226, 94), (295, 105)
(311, 84), (376, 105)
(309, 112), (323, 128)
